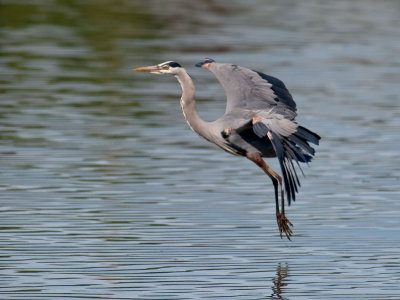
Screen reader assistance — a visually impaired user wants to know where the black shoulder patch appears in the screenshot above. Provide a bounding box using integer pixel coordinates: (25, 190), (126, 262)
(167, 62), (182, 68)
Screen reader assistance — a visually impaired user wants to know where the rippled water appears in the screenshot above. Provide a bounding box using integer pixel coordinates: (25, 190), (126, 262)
(1, 0), (400, 299)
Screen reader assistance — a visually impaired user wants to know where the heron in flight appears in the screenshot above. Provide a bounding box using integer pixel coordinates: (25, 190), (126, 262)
(133, 58), (320, 239)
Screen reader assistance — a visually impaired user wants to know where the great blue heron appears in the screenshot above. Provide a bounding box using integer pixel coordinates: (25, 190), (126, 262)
(133, 58), (320, 239)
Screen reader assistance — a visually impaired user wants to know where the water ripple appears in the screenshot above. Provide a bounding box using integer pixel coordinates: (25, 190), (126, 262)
(1, 0), (400, 299)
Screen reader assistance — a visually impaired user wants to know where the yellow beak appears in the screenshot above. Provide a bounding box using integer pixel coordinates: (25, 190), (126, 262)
(132, 65), (161, 73)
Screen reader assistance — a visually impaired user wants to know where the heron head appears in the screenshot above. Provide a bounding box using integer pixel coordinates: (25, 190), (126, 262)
(133, 61), (182, 75)
(195, 58), (215, 70)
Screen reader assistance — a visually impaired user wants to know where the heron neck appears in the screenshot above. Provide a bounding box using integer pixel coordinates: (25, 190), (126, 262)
(176, 70), (214, 142)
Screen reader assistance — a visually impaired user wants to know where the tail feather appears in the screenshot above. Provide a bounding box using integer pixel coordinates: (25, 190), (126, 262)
(259, 125), (320, 205)
(296, 126), (321, 145)
(284, 143), (305, 178)
(268, 131), (297, 203)
(289, 135), (315, 157)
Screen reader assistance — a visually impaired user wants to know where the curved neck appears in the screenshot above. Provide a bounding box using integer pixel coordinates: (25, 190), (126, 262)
(175, 69), (214, 141)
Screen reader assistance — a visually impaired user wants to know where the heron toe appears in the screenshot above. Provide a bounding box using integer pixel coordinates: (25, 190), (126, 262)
(277, 213), (293, 240)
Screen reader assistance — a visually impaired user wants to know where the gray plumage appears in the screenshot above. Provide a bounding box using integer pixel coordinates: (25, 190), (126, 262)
(209, 63), (297, 117)
(133, 59), (320, 239)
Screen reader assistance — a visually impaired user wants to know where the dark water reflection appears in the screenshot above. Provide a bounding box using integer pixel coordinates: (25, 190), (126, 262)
(270, 263), (289, 300)
(1, 0), (400, 299)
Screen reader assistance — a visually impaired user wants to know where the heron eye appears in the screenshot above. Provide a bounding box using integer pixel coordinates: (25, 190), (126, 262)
(162, 65), (170, 70)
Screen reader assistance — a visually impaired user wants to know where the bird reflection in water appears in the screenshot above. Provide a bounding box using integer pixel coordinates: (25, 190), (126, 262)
(270, 262), (289, 299)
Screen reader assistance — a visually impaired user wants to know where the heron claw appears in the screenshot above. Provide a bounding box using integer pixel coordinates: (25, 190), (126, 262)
(277, 213), (293, 240)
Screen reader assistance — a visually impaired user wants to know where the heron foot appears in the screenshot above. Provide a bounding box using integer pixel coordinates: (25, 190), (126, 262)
(277, 213), (293, 240)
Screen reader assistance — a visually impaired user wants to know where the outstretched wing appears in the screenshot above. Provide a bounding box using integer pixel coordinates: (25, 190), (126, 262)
(208, 62), (319, 204)
(209, 63), (297, 119)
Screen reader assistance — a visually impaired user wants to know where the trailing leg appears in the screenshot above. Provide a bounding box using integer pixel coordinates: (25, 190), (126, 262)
(265, 166), (293, 239)
(246, 154), (293, 239)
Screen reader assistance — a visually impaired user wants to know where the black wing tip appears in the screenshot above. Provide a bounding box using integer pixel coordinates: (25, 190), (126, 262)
(255, 71), (297, 110)
(297, 126), (321, 145)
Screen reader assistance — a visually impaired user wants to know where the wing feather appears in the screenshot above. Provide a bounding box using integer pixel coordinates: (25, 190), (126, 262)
(206, 62), (321, 205)
(250, 117), (319, 205)
(209, 63), (297, 118)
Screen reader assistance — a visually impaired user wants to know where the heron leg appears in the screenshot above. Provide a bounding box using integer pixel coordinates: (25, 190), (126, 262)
(266, 167), (293, 239)
(246, 153), (293, 239)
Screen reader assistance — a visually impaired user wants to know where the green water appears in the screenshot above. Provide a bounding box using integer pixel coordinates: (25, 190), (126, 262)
(1, 0), (400, 299)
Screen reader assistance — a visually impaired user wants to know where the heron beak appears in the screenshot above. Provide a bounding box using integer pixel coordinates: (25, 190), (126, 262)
(132, 65), (161, 74)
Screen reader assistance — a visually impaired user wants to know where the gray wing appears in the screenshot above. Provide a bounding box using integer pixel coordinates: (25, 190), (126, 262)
(208, 62), (320, 204)
(209, 63), (297, 119)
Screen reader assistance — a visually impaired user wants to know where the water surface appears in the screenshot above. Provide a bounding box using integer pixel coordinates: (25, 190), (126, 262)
(1, 0), (400, 299)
